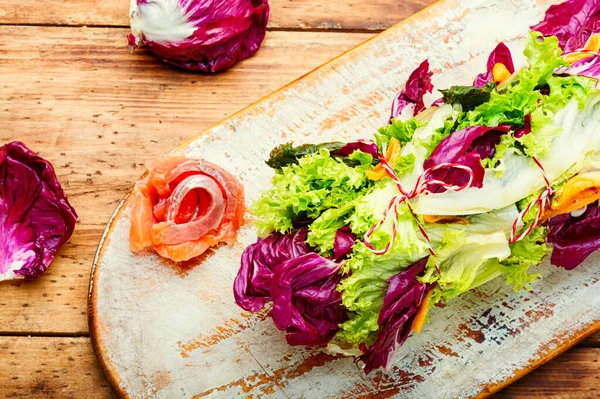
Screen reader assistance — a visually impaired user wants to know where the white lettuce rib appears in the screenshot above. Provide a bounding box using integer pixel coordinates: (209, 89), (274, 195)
(412, 94), (600, 215)
(130, 0), (195, 43)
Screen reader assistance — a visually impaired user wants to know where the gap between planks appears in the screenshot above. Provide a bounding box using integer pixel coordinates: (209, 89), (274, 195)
(0, 22), (384, 34)
(0, 0), (436, 31)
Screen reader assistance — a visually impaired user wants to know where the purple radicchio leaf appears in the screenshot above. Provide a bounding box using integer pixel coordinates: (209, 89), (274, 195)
(389, 60), (434, 123)
(555, 56), (600, 88)
(531, 0), (600, 52)
(331, 141), (380, 158)
(333, 225), (356, 261)
(0, 142), (77, 281)
(233, 228), (308, 312)
(358, 257), (432, 374)
(547, 201), (600, 270)
(473, 43), (515, 88)
(270, 253), (347, 346)
(431, 97), (445, 106)
(423, 125), (512, 192)
(129, 0), (270, 73)
(515, 113), (532, 138)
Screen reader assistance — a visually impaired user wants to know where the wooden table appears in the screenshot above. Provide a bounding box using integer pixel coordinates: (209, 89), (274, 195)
(1, 1), (598, 398)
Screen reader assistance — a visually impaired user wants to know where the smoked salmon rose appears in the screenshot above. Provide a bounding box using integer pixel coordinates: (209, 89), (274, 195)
(129, 155), (244, 262)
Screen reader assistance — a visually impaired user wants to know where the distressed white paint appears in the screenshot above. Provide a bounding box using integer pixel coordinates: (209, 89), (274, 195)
(91, 0), (600, 398)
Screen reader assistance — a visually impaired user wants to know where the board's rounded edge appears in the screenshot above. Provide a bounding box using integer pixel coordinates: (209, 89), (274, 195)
(88, 194), (131, 399)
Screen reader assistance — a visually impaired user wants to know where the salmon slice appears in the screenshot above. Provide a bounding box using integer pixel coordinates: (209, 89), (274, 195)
(129, 155), (245, 262)
(154, 234), (219, 262)
(129, 182), (155, 251)
(152, 175), (226, 245)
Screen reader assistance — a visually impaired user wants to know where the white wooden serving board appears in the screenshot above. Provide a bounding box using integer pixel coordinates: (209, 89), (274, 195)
(89, 0), (600, 397)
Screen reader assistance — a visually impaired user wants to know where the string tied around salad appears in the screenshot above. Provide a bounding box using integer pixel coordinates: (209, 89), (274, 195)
(363, 142), (474, 272)
(509, 157), (555, 243)
(365, 140), (555, 250)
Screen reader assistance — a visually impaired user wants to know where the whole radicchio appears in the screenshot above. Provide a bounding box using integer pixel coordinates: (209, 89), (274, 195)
(0, 142), (77, 281)
(473, 43), (515, 88)
(423, 125), (512, 191)
(389, 60), (434, 122)
(234, 228), (347, 346)
(530, 0), (600, 52)
(129, 0), (270, 72)
(547, 201), (600, 270)
(358, 257), (432, 374)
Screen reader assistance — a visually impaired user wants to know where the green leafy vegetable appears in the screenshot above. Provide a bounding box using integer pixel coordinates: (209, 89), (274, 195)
(307, 204), (354, 256)
(440, 82), (495, 111)
(519, 32), (567, 92)
(337, 203), (430, 345)
(501, 227), (549, 291)
(375, 117), (425, 149)
(253, 149), (373, 235)
(394, 153), (416, 176)
(518, 108), (562, 158)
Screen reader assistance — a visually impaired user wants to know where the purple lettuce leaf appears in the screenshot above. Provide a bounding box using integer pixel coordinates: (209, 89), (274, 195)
(468, 131), (504, 160)
(270, 253), (347, 346)
(130, 0), (270, 73)
(0, 142), (77, 281)
(233, 228), (308, 312)
(423, 125), (512, 191)
(473, 43), (515, 88)
(556, 56), (600, 87)
(389, 60), (434, 122)
(432, 97), (444, 106)
(333, 226), (356, 261)
(515, 113), (532, 138)
(331, 141), (379, 158)
(358, 257), (430, 374)
(547, 201), (600, 270)
(531, 0), (600, 52)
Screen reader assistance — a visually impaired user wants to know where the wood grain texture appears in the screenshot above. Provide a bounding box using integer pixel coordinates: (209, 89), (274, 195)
(0, 336), (595, 399)
(0, 336), (115, 399)
(492, 348), (600, 399)
(581, 331), (600, 347)
(1, 0), (599, 396)
(89, 0), (600, 397)
(0, 0), (436, 30)
(0, 25), (372, 333)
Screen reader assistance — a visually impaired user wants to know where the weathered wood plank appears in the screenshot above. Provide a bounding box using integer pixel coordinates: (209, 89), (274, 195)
(492, 348), (600, 398)
(0, 0), (436, 30)
(87, 0), (600, 396)
(0, 336), (596, 399)
(0, 25), (373, 333)
(580, 331), (600, 347)
(0, 337), (114, 399)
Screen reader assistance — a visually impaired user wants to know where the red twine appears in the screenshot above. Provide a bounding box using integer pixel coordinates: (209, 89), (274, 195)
(509, 157), (554, 243)
(364, 146), (553, 259)
(363, 148), (474, 260)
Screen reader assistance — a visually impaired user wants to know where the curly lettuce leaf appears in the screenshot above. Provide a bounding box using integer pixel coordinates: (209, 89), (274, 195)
(337, 204), (430, 345)
(375, 117), (425, 149)
(253, 149), (372, 235)
(501, 227), (549, 291)
(307, 204), (354, 256)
